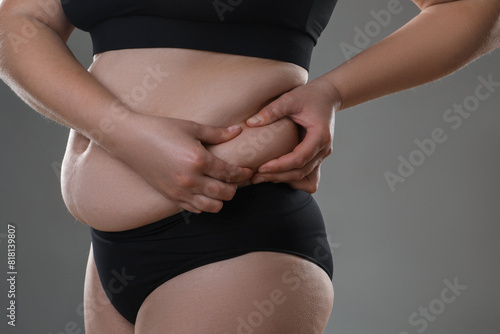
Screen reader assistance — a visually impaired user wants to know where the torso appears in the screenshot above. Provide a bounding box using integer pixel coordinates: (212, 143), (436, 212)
(60, 48), (307, 231)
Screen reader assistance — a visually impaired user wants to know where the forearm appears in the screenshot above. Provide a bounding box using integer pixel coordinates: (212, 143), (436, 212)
(318, 0), (500, 110)
(0, 6), (131, 150)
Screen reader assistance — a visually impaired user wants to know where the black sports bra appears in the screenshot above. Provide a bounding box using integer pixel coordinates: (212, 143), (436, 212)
(61, 0), (338, 71)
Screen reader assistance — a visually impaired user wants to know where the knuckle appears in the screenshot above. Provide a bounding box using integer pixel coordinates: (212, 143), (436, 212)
(293, 156), (307, 168)
(279, 92), (294, 106)
(308, 184), (318, 193)
(175, 173), (195, 188)
(203, 181), (220, 198)
(303, 181), (317, 194)
(262, 107), (276, 121)
(189, 150), (207, 169)
(192, 195), (207, 210)
(321, 131), (333, 146)
(265, 100), (285, 118)
(168, 187), (184, 200)
(215, 168), (233, 183)
(325, 145), (333, 157)
(291, 170), (305, 181)
(204, 182), (235, 201)
(228, 167), (249, 182)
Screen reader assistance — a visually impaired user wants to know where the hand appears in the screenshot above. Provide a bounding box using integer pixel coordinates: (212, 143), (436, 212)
(245, 77), (343, 193)
(107, 113), (253, 213)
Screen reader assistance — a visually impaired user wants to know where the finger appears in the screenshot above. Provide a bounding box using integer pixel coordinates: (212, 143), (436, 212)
(251, 169), (307, 185)
(287, 165), (321, 194)
(251, 165), (320, 194)
(191, 194), (224, 213)
(195, 176), (238, 202)
(204, 153), (253, 183)
(193, 123), (243, 145)
(257, 130), (324, 173)
(252, 155), (322, 184)
(246, 93), (296, 127)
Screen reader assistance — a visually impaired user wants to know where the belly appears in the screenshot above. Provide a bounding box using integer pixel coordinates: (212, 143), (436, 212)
(61, 48), (308, 231)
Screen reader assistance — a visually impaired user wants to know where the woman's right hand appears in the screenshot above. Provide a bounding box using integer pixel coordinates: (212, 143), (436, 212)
(104, 112), (253, 214)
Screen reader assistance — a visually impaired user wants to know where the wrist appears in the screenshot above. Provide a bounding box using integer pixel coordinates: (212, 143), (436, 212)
(310, 74), (344, 113)
(85, 100), (141, 156)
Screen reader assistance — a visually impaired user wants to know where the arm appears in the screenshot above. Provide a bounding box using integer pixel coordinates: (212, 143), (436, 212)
(321, 0), (500, 110)
(245, 0), (500, 191)
(0, 0), (252, 213)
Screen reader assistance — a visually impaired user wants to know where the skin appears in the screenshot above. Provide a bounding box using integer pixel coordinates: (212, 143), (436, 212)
(1, 0), (499, 333)
(60, 48), (306, 231)
(246, 0), (500, 190)
(0, 1), (332, 332)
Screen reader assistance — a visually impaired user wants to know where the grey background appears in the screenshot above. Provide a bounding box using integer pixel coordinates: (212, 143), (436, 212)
(1, 0), (499, 333)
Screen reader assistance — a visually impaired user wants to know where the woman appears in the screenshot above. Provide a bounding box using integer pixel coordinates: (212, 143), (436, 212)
(0, 0), (499, 333)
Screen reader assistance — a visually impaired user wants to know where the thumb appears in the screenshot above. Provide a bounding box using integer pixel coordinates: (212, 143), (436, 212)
(194, 123), (242, 145)
(246, 93), (296, 127)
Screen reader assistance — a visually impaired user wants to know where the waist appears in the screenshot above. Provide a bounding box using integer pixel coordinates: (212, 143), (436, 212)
(88, 47), (308, 124)
(61, 48), (307, 231)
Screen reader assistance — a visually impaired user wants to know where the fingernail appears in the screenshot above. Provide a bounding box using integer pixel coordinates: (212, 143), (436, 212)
(254, 177), (265, 184)
(259, 167), (271, 173)
(247, 115), (263, 126)
(227, 125), (241, 132)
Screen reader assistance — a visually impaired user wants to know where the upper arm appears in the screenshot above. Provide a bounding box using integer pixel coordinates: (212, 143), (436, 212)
(0, 0), (75, 41)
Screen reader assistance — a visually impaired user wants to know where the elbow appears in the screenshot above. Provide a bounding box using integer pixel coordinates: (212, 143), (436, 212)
(489, 4), (500, 50)
(421, 0), (500, 55)
(0, 2), (74, 45)
(472, 0), (500, 53)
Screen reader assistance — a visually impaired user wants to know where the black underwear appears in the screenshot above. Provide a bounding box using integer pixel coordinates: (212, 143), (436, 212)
(90, 182), (334, 324)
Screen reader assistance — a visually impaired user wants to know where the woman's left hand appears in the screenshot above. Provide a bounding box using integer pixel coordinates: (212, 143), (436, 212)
(245, 76), (343, 193)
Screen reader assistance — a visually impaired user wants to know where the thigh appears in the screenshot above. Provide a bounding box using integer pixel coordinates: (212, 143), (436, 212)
(83, 243), (135, 334)
(135, 252), (334, 334)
